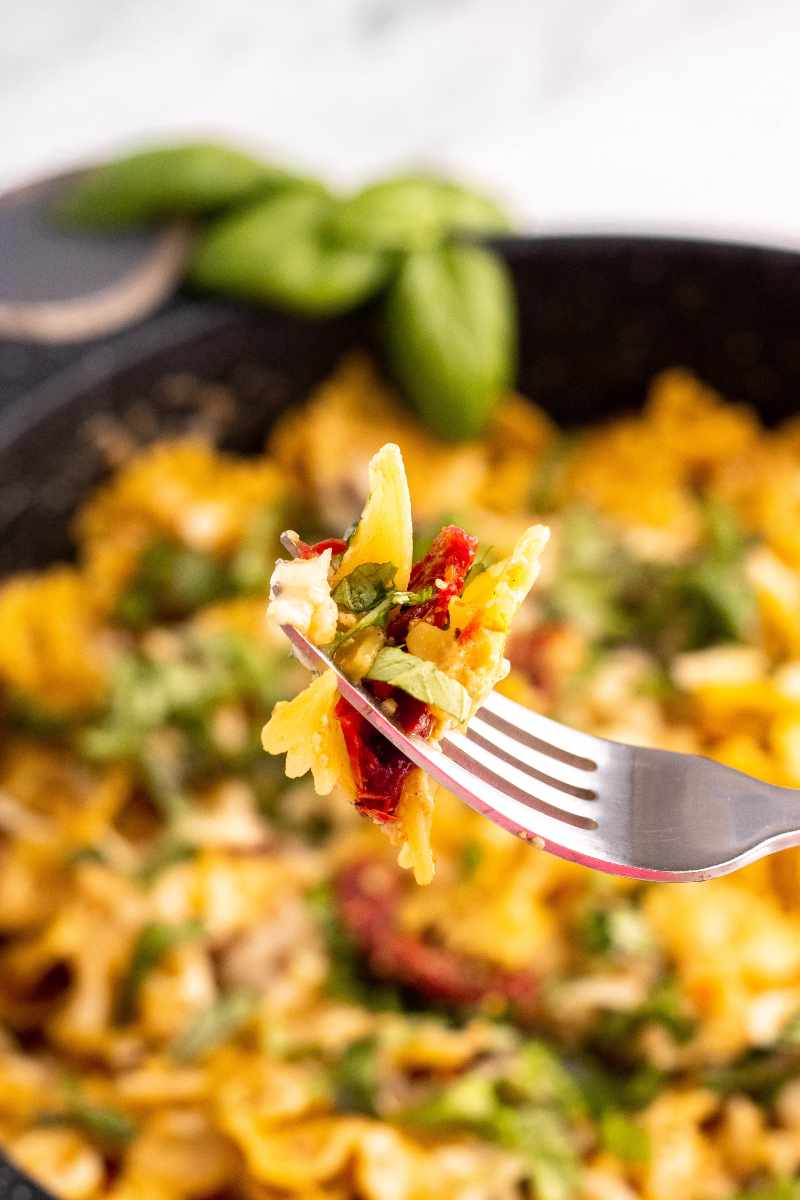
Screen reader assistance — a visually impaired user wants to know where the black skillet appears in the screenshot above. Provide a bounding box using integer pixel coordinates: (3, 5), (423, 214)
(1, 231), (800, 1197)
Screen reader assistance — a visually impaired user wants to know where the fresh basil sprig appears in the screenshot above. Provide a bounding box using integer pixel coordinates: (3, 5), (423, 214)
(190, 189), (390, 316)
(59, 140), (517, 438)
(384, 243), (517, 441)
(59, 141), (315, 227)
(366, 646), (472, 722)
(328, 173), (510, 252)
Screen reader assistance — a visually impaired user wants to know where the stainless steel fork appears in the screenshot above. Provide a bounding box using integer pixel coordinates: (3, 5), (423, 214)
(281, 624), (800, 883)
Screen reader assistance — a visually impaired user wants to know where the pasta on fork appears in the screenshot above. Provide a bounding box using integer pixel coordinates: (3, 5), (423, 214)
(262, 442), (549, 883)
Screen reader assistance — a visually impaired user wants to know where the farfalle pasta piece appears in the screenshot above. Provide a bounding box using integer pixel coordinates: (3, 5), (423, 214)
(261, 670), (353, 797)
(262, 443), (549, 884)
(333, 442), (413, 589)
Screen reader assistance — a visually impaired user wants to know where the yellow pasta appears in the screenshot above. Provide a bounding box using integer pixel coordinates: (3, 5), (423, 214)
(1, 357), (800, 1199)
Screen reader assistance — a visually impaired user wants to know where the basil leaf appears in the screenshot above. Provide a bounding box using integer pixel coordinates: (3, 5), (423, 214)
(39, 1101), (136, 1145)
(68, 845), (108, 867)
(400, 1074), (578, 1200)
(329, 173), (510, 252)
(331, 586), (435, 651)
(332, 562), (397, 612)
(116, 539), (233, 629)
(190, 190), (389, 316)
(135, 835), (197, 886)
(384, 243), (516, 440)
(116, 919), (204, 1023)
(58, 141), (311, 227)
(599, 1110), (649, 1163)
(460, 841), (484, 877)
(331, 1036), (381, 1115)
(391, 587), (435, 606)
(494, 1107), (578, 1200)
(733, 1181), (800, 1200)
(170, 988), (259, 1062)
(366, 646), (471, 722)
(331, 596), (395, 648)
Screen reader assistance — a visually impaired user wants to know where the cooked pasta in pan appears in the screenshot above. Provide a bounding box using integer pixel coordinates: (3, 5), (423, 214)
(1, 356), (800, 1200)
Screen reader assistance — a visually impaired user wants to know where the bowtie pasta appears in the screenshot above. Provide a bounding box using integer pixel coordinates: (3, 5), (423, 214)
(0, 356), (799, 1200)
(262, 442), (548, 885)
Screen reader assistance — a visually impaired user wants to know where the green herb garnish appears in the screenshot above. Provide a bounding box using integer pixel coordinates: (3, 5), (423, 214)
(116, 540), (233, 629)
(331, 1036), (381, 1115)
(384, 243), (517, 441)
(38, 1098), (136, 1146)
(81, 629), (285, 815)
(60, 142), (516, 439)
(116, 919), (204, 1023)
(460, 841), (484, 877)
(599, 1109), (650, 1163)
(332, 562), (397, 612)
(58, 141), (307, 226)
(170, 988), (259, 1062)
(400, 1065), (578, 1200)
(330, 584), (434, 650)
(366, 646), (472, 721)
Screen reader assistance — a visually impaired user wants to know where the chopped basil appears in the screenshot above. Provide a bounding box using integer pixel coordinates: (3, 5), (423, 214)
(116, 540), (233, 629)
(366, 646), (472, 722)
(332, 562), (397, 612)
(38, 1100), (136, 1145)
(502, 1041), (586, 1120)
(733, 1182), (800, 1200)
(68, 845), (109, 867)
(331, 585), (434, 649)
(704, 1049), (800, 1101)
(170, 988), (259, 1062)
(780, 1011), (800, 1047)
(460, 841), (484, 877)
(599, 1109), (649, 1163)
(331, 1036), (381, 1115)
(81, 629), (285, 815)
(399, 1065), (578, 1200)
(391, 586), (435, 607)
(116, 919), (204, 1023)
(591, 978), (696, 1052)
(578, 903), (654, 959)
(545, 501), (757, 657)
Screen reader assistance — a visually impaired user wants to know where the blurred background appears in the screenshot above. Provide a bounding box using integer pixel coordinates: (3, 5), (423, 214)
(3, 0), (799, 245)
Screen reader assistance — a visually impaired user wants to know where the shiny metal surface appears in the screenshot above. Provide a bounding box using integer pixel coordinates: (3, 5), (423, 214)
(282, 623), (800, 883)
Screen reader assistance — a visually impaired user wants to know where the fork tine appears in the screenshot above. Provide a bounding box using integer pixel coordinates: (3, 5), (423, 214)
(465, 713), (597, 797)
(441, 730), (598, 828)
(428, 739), (606, 856)
(480, 690), (602, 770)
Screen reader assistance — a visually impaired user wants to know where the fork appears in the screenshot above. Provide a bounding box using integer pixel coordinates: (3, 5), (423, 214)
(280, 619), (800, 883)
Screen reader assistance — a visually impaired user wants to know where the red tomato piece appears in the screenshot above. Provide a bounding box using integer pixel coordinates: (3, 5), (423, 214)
(386, 524), (477, 643)
(335, 689), (433, 823)
(297, 536), (349, 559)
(336, 858), (538, 1016)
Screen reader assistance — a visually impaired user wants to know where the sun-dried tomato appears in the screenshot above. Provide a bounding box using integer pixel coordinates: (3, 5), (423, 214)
(336, 859), (538, 1016)
(335, 689), (433, 823)
(386, 524), (477, 643)
(297, 536), (349, 559)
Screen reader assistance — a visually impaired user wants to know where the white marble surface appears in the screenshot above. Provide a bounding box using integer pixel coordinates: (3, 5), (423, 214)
(3, 0), (800, 247)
